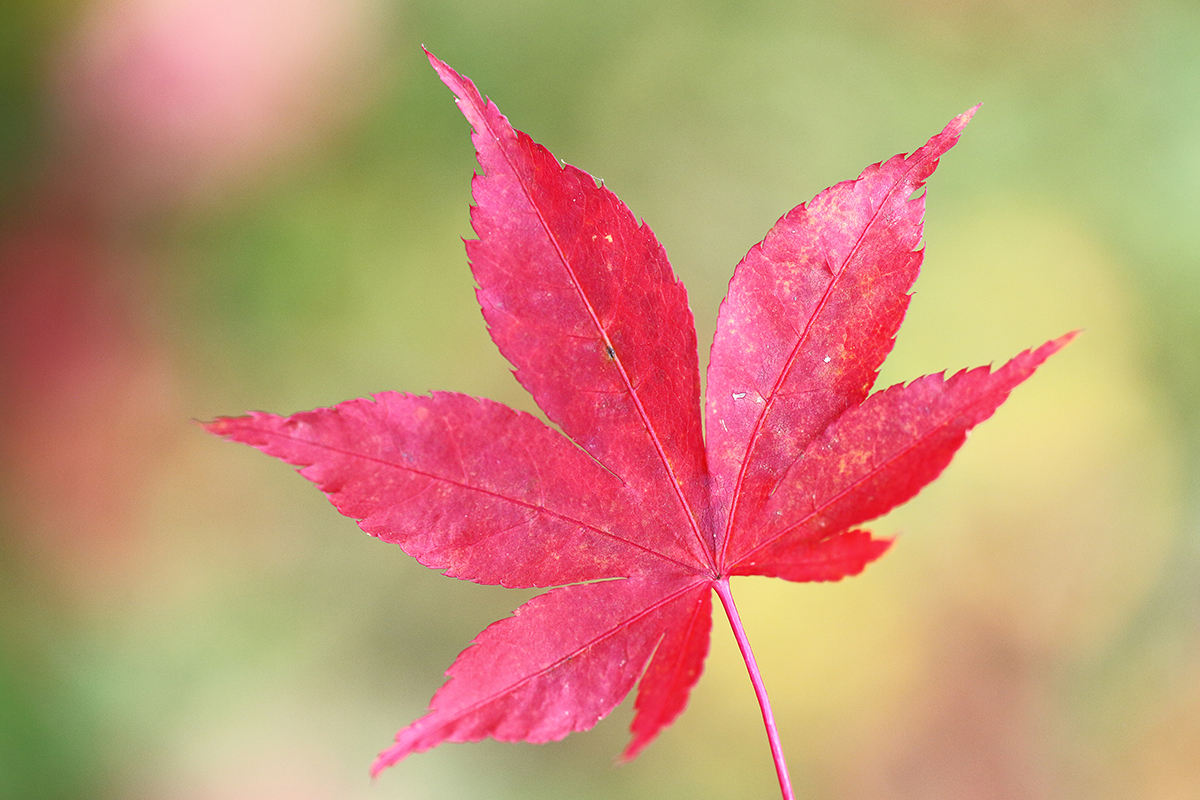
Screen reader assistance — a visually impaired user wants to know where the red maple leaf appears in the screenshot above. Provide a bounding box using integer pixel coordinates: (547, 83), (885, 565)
(205, 51), (1073, 798)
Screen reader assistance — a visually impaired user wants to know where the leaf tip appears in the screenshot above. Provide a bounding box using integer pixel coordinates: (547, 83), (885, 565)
(199, 415), (240, 438)
(421, 44), (444, 72)
(370, 742), (409, 779)
(937, 104), (980, 145)
(614, 744), (641, 765)
(617, 722), (660, 764)
(1029, 329), (1080, 365)
(424, 46), (475, 103)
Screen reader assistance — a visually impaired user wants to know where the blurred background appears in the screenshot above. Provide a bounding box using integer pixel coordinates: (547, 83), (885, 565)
(1, 0), (1198, 798)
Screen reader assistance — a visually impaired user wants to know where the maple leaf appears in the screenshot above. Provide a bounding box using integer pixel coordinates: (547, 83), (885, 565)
(205, 51), (1073, 798)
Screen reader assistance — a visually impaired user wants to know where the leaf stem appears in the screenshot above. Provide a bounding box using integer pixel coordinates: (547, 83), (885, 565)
(714, 579), (795, 800)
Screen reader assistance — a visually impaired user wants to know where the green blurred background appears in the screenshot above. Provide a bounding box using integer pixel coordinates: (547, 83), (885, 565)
(2, 0), (1199, 797)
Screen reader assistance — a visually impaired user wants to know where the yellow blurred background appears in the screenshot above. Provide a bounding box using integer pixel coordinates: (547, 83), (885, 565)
(2, 0), (1198, 798)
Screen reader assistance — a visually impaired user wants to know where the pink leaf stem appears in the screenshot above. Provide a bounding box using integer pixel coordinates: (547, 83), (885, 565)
(714, 579), (795, 800)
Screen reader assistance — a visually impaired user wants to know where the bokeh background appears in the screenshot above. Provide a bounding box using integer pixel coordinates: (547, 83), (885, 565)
(2, 0), (1198, 798)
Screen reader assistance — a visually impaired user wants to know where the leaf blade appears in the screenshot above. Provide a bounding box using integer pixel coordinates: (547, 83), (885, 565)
(428, 51), (713, 567)
(707, 109), (976, 565)
(730, 529), (892, 583)
(622, 580), (712, 761)
(205, 392), (701, 586)
(732, 333), (1076, 571)
(371, 575), (711, 775)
